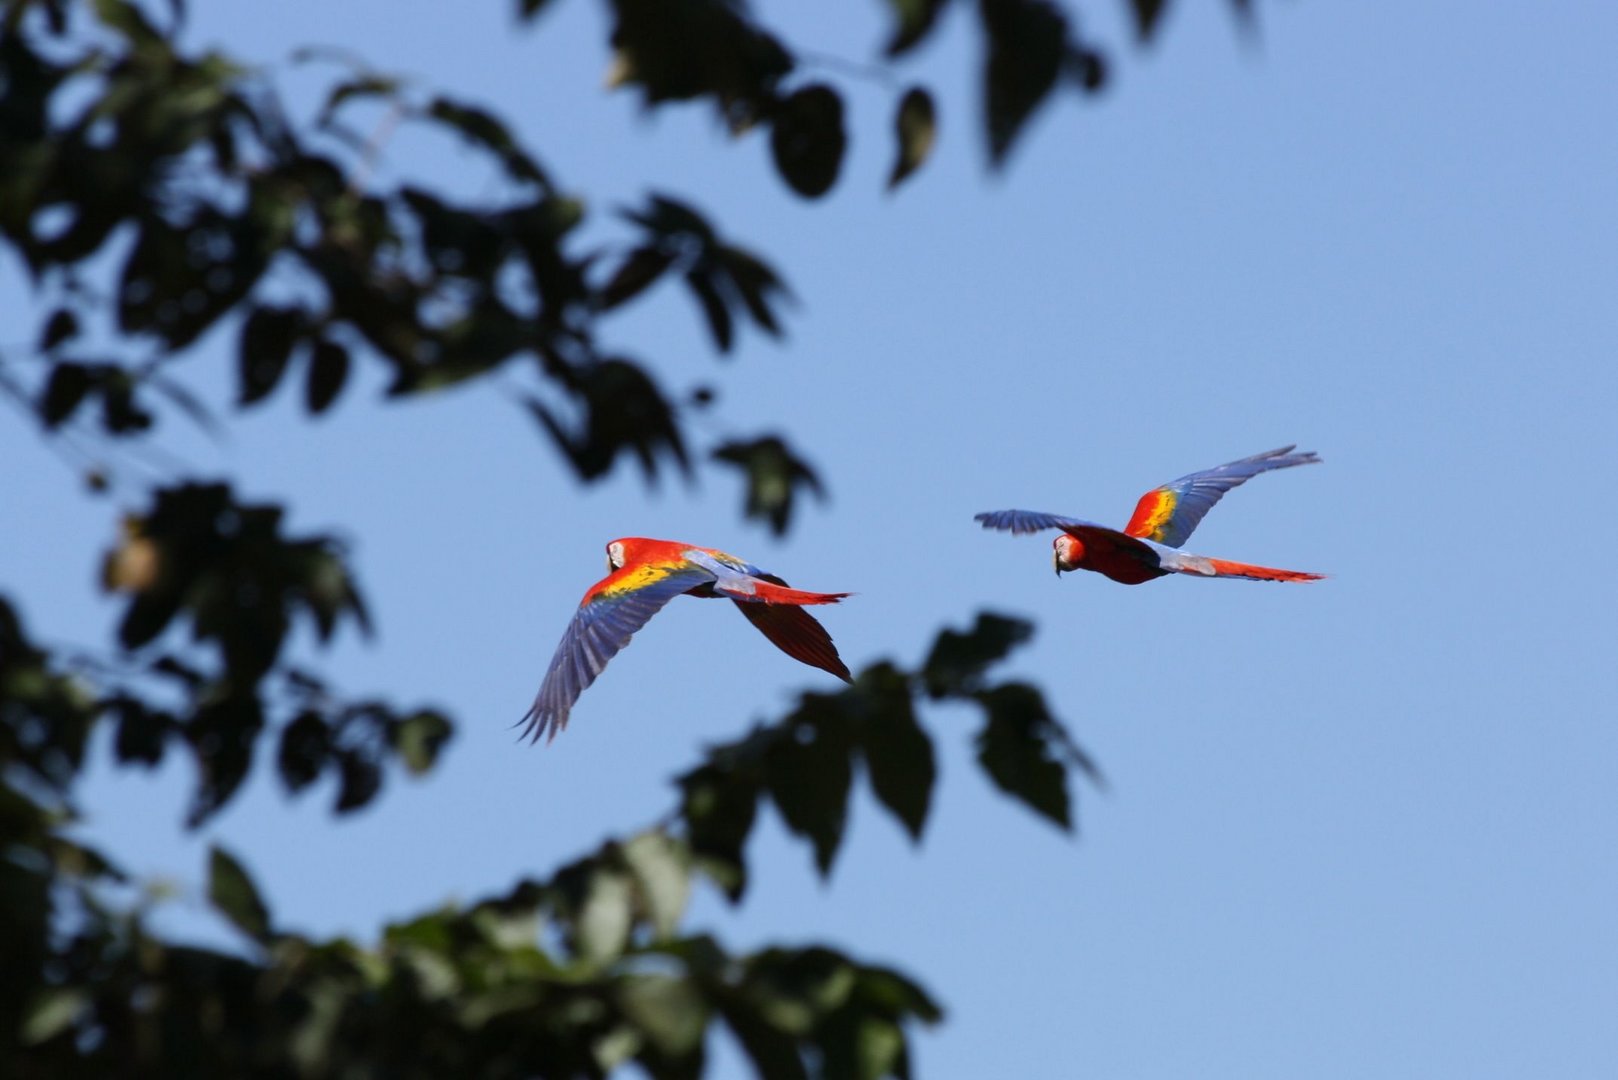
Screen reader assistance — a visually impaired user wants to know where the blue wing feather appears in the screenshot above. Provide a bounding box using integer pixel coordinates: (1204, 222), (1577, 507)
(520, 566), (711, 743)
(974, 509), (1111, 536)
(1128, 445), (1319, 548)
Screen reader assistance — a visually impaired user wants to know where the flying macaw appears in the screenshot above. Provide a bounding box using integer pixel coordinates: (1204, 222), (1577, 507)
(521, 537), (852, 742)
(976, 446), (1324, 585)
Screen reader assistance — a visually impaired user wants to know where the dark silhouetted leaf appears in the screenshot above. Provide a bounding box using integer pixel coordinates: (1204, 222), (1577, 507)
(427, 96), (550, 187)
(118, 591), (180, 650)
(305, 339), (350, 415)
(980, 0), (1067, 165)
(770, 84), (846, 199)
(713, 436), (826, 535)
(686, 268), (734, 352)
(40, 362), (93, 428)
(208, 844), (273, 943)
(883, 0), (951, 56)
(335, 748), (382, 813)
(238, 306), (302, 406)
(716, 245), (789, 336)
(600, 245), (677, 310)
(1068, 47), (1108, 93)
(111, 695), (170, 767)
(185, 693), (263, 827)
(974, 683), (1071, 830)
(678, 761), (762, 902)
(721, 1000), (810, 1080)
(526, 359), (690, 483)
(38, 308), (79, 351)
(607, 0), (793, 123)
(98, 373), (154, 434)
(1130, 0), (1170, 40)
(316, 74), (401, 127)
(277, 709), (330, 793)
(888, 86), (938, 190)
(764, 703), (854, 876)
(920, 612), (1033, 698)
(855, 665), (934, 841)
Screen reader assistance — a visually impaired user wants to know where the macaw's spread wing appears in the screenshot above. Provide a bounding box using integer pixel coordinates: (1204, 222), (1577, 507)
(683, 551), (853, 682)
(973, 509), (1112, 536)
(521, 560), (713, 743)
(1123, 445), (1320, 548)
(732, 600), (853, 682)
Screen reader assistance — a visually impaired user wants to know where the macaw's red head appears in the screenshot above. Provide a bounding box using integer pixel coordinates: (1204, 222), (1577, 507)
(1052, 533), (1086, 576)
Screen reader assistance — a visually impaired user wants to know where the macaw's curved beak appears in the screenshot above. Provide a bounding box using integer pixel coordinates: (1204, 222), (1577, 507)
(1053, 549), (1064, 577)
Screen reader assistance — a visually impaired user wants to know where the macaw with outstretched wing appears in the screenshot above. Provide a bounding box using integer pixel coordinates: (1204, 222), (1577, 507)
(976, 446), (1323, 585)
(522, 537), (851, 742)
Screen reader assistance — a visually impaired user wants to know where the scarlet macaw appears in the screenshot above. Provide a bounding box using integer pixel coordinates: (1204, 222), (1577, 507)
(521, 537), (852, 742)
(976, 446), (1323, 584)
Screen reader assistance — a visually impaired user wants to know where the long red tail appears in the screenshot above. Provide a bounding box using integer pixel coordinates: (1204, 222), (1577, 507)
(749, 580), (851, 605)
(1203, 558), (1324, 583)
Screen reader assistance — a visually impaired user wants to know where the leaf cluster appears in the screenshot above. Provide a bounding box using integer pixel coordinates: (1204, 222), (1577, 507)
(5, 605), (1089, 1078)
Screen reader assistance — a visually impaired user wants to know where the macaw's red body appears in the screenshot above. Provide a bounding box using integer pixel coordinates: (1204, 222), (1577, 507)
(976, 446), (1324, 585)
(522, 537), (851, 743)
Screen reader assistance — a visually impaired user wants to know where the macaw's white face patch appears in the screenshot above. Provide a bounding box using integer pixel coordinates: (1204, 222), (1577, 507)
(606, 541), (626, 572)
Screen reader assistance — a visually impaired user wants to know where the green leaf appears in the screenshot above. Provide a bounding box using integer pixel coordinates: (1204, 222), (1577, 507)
(577, 867), (634, 963)
(305, 339), (350, 415)
(617, 974), (708, 1060)
(393, 710), (453, 775)
(622, 831), (691, 940)
(920, 611), (1033, 698)
(770, 84), (847, 199)
(20, 987), (86, 1045)
(719, 1000), (809, 1080)
(854, 665), (934, 841)
(208, 843), (273, 943)
(883, 0), (951, 56)
(712, 436), (826, 536)
(973, 683), (1071, 830)
(888, 87), (938, 190)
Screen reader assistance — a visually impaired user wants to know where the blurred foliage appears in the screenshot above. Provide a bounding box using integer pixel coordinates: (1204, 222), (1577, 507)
(1, 0), (1252, 1075)
(6, 606), (1085, 1077)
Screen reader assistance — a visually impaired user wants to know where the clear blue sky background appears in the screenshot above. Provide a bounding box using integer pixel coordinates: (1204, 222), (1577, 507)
(4, 2), (1616, 1076)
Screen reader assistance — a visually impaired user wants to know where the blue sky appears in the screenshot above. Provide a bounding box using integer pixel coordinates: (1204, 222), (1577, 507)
(4, 1), (1616, 1076)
